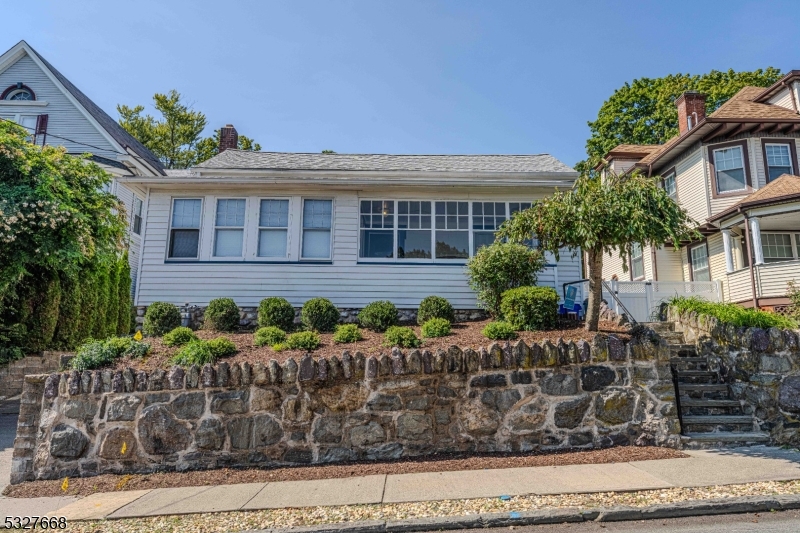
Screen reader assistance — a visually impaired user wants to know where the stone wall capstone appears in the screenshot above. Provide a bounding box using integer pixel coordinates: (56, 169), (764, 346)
(11, 332), (678, 484)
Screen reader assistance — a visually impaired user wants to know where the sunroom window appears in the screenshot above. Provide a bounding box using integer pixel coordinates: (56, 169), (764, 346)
(360, 200), (394, 258)
(169, 199), (202, 259)
(302, 199), (332, 259)
(472, 202), (506, 254)
(258, 199), (290, 257)
(761, 233), (794, 263)
(213, 199), (246, 257)
(397, 201), (432, 259)
(434, 201), (469, 259)
(713, 146), (747, 193)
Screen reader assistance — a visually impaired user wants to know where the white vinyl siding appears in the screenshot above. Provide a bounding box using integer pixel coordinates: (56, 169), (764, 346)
(671, 147), (708, 223)
(135, 188), (583, 309)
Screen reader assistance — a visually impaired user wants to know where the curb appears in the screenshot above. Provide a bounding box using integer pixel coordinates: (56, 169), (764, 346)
(239, 494), (800, 533)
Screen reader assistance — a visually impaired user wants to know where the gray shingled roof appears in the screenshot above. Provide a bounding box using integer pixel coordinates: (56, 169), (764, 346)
(28, 44), (166, 175)
(196, 149), (576, 174)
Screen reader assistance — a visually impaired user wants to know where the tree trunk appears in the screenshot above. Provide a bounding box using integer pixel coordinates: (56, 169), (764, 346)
(585, 247), (604, 332)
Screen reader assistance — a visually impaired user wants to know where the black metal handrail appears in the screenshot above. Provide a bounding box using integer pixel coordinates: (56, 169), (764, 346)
(601, 280), (638, 326)
(670, 363), (685, 436)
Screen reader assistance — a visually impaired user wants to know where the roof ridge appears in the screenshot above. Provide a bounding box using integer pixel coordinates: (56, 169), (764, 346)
(221, 149), (554, 157)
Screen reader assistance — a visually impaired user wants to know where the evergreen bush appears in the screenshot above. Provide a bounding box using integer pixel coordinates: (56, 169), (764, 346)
(358, 300), (399, 332)
(91, 263), (110, 339)
(254, 326), (287, 347)
(22, 271), (61, 353)
(301, 297), (339, 332)
(333, 324), (363, 343)
(204, 297), (240, 332)
(417, 296), (455, 324)
(143, 302), (181, 336)
(105, 257), (120, 338)
(421, 317), (451, 338)
(500, 286), (558, 331)
(172, 339), (215, 366)
(117, 254), (132, 335)
(383, 326), (421, 348)
(163, 326), (198, 347)
(286, 331), (321, 350)
(258, 297), (295, 330)
(482, 321), (518, 340)
(207, 336), (237, 358)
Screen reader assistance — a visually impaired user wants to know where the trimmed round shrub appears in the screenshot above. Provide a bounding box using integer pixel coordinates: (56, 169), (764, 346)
(358, 300), (399, 332)
(163, 326), (198, 347)
(172, 340), (215, 366)
(333, 324), (363, 344)
(204, 298), (240, 332)
(482, 321), (518, 340)
(254, 326), (287, 347)
(301, 298), (340, 332)
(383, 326), (421, 348)
(466, 242), (546, 316)
(258, 297), (295, 330)
(106, 336), (133, 356)
(421, 318), (451, 338)
(70, 340), (118, 371)
(500, 286), (558, 331)
(286, 331), (321, 351)
(207, 336), (237, 358)
(143, 302), (181, 336)
(417, 296), (455, 325)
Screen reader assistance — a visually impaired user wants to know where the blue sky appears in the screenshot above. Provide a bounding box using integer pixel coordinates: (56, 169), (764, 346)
(4, 0), (796, 166)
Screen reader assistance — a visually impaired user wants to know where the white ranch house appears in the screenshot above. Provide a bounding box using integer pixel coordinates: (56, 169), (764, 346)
(122, 135), (584, 316)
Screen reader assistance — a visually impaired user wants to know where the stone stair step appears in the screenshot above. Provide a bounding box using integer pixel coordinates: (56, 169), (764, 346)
(643, 321), (675, 333)
(682, 415), (753, 424)
(679, 384), (728, 392)
(682, 432), (770, 443)
(669, 344), (697, 353)
(681, 399), (741, 408)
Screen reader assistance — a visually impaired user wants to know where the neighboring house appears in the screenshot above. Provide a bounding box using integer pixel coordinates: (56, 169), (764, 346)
(0, 40), (166, 294)
(120, 127), (583, 315)
(600, 72), (800, 310)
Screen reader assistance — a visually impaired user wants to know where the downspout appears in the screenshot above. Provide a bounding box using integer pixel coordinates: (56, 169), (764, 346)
(742, 212), (759, 309)
(650, 246), (658, 281)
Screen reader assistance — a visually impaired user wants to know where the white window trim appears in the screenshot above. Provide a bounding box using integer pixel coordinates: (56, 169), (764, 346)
(300, 197), (335, 261)
(759, 231), (799, 263)
(359, 199), (398, 262)
(663, 171), (677, 201)
(211, 197), (248, 260)
(689, 243), (711, 281)
(1, 113), (39, 141)
(713, 146), (748, 194)
(166, 197), (204, 261)
(131, 195), (143, 237)
(630, 243), (645, 281)
(764, 143), (794, 180)
(255, 196), (293, 261)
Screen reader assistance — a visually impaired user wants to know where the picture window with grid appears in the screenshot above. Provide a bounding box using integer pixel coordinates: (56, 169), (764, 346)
(435, 201), (469, 259)
(472, 202), (506, 254)
(360, 200), (395, 258)
(397, 201), (432, 259)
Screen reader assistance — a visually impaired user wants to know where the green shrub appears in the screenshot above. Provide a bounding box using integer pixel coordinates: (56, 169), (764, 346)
(92, 263), (110, 339)
(130, 305), (138, 335)
(105, 257), (120, 338)
(163, 326), (198, 347)
(70, 340), (118, 371)
(286, 331), (321, 350)
(383, 326), (421, 348)
(333, 324), (363, 343)
(143, 302), (181, 336)
(500, 286), (558, 331)
(258, 297), (295, 330)
(53, 274), (81, 350)
(0, 324), (26, 366)
(77, 268), (98, 343)
(204, 298), (240, 332)
(417, 296), (455, 325)
(301, 298), (339, 332)
(117, 254), (132, 336)
(254, 326), (287, 347)
(208, 336), (237, 358)
(482, 321), (518, 340)
(668, 296), (797, 329)
(106, 336), (133, 356)
(789, 281), (800, 322)
(358, 300), (398, 332)
(465, 242), (546, 316)
(172, 340), (215, 366)
(421, 318), (451, 338)
(21, 271), (61, 353)
(124, 339), (150, 359)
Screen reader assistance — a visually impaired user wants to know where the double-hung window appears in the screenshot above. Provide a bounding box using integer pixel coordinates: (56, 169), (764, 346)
(258, 199), (290, 257)
(713, 145), (747, 193)
(302, 199), (333, 259)
(472, 202), (507, 254)
(213, 199), (246, 257)
(132, 196), (143, 235)
(360, 200), (395, 258)
(689, 243), (710, 281)
(434, 201), (469, 259)
(761, 233), (794, 263)
(169, 198), (202, 259)
(765, 144), (793, 182)
(397, 201), (432, 259)
(630, 243), (644, 280)
(663, 172), (677, 200)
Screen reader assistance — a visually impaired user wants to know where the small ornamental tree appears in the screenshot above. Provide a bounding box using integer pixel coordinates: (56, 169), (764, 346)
(499, 171), (700, 331)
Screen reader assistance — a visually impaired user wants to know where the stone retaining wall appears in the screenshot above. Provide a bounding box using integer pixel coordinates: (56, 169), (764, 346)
(11, 332), (678, 484)
(133, 305), (488, 331)
(0, 352), (63, 400)
(668, 306), (800, 444)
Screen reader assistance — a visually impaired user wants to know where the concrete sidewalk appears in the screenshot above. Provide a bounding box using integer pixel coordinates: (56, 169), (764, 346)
(4, 446), (792, 522)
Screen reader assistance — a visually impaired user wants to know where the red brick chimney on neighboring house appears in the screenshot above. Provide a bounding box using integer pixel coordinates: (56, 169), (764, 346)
(219, 124), (238, 153)
(676, 91), (706, 135)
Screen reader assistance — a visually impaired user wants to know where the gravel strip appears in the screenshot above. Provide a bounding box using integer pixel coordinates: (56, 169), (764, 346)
(111, 320), (631, 372)
(58, 480), (800, 533)
(4, 446), (684, 498)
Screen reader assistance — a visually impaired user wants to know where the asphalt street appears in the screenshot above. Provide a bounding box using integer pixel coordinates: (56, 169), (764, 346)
(439, 510), (800, 533)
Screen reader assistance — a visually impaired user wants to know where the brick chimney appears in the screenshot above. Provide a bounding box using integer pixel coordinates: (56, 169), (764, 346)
(219, 124), (238, 153)
(676, 91), (706, 135)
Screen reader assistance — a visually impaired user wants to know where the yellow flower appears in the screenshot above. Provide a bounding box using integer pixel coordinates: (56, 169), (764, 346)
(61, 477), (69, 492)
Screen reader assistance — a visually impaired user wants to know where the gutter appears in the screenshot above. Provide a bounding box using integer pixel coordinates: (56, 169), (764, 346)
(116, 176), (578, 188)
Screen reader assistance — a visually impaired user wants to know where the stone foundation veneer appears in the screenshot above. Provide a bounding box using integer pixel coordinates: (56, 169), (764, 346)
(668, 306), (800, 445)
(11, 333), (679, 484)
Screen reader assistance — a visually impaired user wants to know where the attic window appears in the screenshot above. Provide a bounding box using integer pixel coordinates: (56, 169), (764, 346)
(1, 84), (36, 101)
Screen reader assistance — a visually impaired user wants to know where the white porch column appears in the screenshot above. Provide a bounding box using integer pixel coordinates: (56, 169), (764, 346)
(750, 217), (765, 265)
(721, 229), (734, 273)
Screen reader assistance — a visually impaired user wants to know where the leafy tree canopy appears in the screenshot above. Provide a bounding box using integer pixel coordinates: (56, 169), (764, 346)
(498, 171), (700, 331)
(118, 90), (261, 169)
(0, 120), (125, 301)
(577, 68), (782, 173)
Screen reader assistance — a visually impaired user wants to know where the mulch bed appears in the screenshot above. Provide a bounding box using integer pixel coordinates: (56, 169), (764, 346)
(2, 445), (684, 498)
(113, 320), (630, 372)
